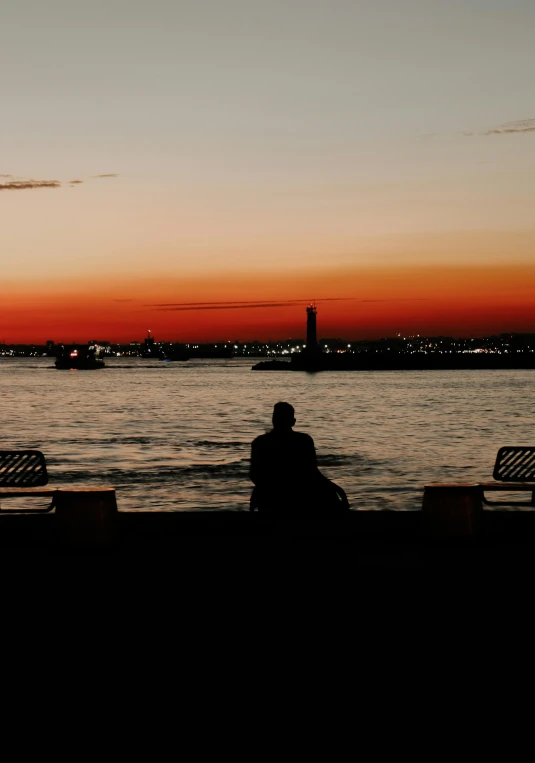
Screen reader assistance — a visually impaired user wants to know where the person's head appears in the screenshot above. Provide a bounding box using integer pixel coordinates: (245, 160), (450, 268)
(272, 402), (295, 430)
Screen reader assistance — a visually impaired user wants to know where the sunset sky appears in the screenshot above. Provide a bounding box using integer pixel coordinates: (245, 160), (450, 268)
(2, 0), (534, 343)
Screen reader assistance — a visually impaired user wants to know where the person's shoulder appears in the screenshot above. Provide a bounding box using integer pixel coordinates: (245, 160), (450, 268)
(293, 431), (314, 445)
(252, 432), (272, 447)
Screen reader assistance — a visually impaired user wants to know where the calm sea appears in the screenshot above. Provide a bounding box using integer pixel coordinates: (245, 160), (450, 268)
(0, 357), (532, 512)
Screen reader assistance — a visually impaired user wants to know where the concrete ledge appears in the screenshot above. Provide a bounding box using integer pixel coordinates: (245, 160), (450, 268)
(3, 509), (535, 570)
(118, 509), (422, 541)
(3, 483), (535, 573)
(2, 505), (535, 541)
(0, 487), (118, 544)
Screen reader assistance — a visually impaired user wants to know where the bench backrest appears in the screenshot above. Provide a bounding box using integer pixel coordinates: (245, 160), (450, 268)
(493, 447), (535, 482)
(0, 450), (49, 487)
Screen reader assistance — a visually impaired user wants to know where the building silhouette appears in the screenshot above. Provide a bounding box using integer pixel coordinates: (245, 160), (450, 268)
(305, 304), (319, 354)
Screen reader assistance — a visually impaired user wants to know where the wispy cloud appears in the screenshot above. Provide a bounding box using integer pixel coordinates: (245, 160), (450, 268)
(150, 298), (352, 311)
(0, 172), (119, 193)
(465, 118), (535, 136)
(158, 302), (302, 312)
(154, 300), (309, 308)
(0, 179), (61, 191)
(150, 297), (428, 312)
(155, 302), (309, 312)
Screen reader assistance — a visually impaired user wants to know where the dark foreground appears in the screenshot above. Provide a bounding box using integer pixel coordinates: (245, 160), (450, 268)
(3, 508), (535, 570)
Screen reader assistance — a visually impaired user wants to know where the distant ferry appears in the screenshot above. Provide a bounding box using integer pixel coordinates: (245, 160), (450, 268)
(55, 342), (105, 369)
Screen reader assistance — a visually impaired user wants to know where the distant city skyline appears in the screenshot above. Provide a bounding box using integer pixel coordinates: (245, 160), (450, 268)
(2, 1), (534, 342)
(3, 326), (535, 350)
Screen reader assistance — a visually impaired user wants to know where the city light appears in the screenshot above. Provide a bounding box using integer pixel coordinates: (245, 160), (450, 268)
(2, 333), (535, 361)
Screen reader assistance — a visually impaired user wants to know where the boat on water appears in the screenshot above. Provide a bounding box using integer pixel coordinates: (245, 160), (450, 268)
(55, 342), (106, 369)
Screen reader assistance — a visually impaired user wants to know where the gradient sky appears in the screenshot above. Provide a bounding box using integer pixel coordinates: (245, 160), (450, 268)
(2, 0), (534, 342)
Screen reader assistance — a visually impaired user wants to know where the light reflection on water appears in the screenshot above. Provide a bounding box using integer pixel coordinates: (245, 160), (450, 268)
(0, 357), (532, 512)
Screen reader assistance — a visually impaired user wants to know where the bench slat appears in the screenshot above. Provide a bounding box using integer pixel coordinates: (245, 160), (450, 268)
(494, 447), (535, 482)
(0, 450), (48, 487)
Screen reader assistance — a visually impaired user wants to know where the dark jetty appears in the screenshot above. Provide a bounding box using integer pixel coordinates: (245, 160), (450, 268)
(252, 359), (292, 371)
(253, 351), (535, 372)
(253, 305), (535, 371)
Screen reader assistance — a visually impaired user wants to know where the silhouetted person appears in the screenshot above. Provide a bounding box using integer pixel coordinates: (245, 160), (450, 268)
(250, 402), (349, 516)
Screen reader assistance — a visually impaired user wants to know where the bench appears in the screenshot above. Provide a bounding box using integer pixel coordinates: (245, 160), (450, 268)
(0, 450), (118, 543)
(480, 446), (535, 506)
(422, 448), (535, 535)
(0, 450), (57, 512)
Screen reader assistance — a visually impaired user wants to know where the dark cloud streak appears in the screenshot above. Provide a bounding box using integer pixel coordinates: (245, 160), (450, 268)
(0, 172), (120, 192)
(150, 298), (356, 310)
(465, 118), (535, 136)
(151, 297), (429, 312)
(0, 171), (121, 193)
(0, 180), (61, 191)
(152, 302), (314, 312)
(150, 298), (356, 308)
(484, 127), (535, 135)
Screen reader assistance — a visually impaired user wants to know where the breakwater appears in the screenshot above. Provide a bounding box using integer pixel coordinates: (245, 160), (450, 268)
(252, 351), (535, 372)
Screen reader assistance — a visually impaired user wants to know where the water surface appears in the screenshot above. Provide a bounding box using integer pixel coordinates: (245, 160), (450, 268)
(0, 357), (531, 511)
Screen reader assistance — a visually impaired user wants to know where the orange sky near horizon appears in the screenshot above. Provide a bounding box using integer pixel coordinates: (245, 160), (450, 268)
(3, 262), (535, 344)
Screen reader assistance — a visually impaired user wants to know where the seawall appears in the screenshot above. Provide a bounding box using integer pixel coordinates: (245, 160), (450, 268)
(253, 352), (535, 372)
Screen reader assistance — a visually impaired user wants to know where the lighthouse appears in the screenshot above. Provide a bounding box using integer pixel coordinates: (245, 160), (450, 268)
(306, 304), (318, 353)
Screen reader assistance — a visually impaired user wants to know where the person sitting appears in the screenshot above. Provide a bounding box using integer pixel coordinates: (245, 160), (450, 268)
(249, 402), (349, 516)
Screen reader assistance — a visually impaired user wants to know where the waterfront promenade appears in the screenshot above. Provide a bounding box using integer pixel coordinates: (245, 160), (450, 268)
(3, 500), (535, 569)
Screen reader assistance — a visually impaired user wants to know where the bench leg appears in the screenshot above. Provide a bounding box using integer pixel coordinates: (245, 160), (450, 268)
(422, 484), (482, 536)
(54, 489), (118, 545)
(482, 490), (535, 507)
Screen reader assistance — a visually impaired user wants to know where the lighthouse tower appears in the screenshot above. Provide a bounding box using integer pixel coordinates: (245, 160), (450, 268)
(306, 304), (318, 353)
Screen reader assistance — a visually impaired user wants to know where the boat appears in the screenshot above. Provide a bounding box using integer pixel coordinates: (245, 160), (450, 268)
(55, 342), (106, 369)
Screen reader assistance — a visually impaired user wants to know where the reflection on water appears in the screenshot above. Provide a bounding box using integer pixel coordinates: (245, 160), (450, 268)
(0, 357), (532, 512)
